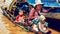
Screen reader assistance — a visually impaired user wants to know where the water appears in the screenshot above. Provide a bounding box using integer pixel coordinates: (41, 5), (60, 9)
(0, 2), (10, 34)
(46, 17), (60, 32)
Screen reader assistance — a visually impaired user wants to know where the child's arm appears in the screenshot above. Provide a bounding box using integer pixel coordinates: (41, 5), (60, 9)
(22, 16), (25, 23)
(38, 22), (44, 32)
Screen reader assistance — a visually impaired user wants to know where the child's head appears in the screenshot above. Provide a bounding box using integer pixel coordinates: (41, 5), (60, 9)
(19, 10), (24, 15)
(40, 15), (46, 24)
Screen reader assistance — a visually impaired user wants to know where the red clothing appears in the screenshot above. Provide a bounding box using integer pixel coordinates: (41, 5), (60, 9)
(15, 15), (24, 22)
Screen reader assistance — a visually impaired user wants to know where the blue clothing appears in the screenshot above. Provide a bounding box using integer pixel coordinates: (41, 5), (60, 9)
(32, 16), (40, 25)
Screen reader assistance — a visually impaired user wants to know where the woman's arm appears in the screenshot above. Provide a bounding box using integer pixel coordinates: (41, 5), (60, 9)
(29, 8), (35, 19)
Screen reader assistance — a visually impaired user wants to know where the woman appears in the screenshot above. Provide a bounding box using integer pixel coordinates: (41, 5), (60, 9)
(28, 3), (44, 34)
(28, 3), (43, 26)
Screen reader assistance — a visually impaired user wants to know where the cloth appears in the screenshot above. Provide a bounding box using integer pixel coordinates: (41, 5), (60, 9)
(38, 22), (48, 33)
(44, 22), (48, 27)
(32, 16), (40, 25)
(33, 24), (39, 32)
(29, 8), (40, 19)
(15, 15), (24, 23)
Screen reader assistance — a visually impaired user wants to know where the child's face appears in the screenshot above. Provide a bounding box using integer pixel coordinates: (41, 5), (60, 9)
(19, 11), (23, 15)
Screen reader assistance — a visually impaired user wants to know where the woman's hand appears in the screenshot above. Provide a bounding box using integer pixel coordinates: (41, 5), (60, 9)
(42, 9), (48, 13)
(51, 6), (55, 9)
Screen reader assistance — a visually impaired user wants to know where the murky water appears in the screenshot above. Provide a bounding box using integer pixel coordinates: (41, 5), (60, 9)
(0, 6), (10, 34)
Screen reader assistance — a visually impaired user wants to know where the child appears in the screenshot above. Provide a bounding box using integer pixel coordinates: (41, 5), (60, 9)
(30, 15), (44, 34)
(15, 10), (25, 25)
(31, 15), (49, 34)
(38, 15), (51, 34)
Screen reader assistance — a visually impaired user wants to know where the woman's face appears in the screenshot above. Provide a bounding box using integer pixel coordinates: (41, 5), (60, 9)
(36, 4), (42, 10)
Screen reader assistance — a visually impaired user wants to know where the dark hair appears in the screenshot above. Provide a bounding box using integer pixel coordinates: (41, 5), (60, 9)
(34, 5), (38, 9)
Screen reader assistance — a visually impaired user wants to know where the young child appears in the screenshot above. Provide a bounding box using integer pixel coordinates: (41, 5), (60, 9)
(30, 15), (45, 34)
(15, 10), (25, 25)
(31, 15), (49, 34)
(38, 15), (51, 34)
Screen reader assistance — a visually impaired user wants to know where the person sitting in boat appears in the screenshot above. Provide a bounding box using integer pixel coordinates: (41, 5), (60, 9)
(15, 10), (25, 25)
(28, 2), (43, 26)
(31, 15), (50, 34)
(31, 15), (46, 34)
(38, 15), (51, 34)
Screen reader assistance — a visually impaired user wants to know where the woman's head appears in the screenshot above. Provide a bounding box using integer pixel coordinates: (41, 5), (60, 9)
(19, 10), (24, 15)
(35, 4), (42, 10)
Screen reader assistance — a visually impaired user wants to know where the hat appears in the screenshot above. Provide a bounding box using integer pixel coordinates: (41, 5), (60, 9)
(33, 0), (43, 6)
